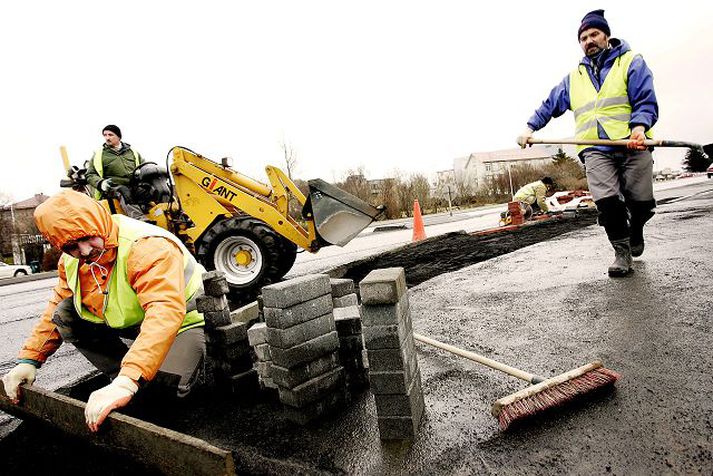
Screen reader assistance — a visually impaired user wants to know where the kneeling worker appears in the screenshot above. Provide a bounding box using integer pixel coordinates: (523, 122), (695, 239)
(1, 190), (206, 432)
(513, 176), (555, 219)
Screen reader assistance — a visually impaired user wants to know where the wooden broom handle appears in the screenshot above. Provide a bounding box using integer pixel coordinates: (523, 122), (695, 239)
(526, 138), (703, 150)
(413, 333), (542, 384)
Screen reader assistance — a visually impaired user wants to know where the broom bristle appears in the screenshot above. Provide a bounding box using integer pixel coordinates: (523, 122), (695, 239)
(497, 367), (620, 430)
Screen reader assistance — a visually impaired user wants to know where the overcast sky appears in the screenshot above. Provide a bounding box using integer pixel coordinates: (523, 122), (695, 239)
(1, 1), (711, 201)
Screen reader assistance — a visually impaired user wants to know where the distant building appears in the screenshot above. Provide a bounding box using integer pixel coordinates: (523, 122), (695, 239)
(454, 145), (561, 191)
(0, 193), (50, 265)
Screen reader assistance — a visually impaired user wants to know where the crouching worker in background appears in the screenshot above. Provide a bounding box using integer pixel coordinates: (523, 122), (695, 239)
(1, 190), (206, 432)
(513, 176), (555, 219)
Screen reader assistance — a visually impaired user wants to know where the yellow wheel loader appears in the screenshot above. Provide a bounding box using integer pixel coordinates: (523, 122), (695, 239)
(60, 146), (383, 303)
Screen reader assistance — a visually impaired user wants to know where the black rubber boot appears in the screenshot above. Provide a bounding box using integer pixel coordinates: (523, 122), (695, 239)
(630, 225), (645, 257)
(608, 239), (633, 277)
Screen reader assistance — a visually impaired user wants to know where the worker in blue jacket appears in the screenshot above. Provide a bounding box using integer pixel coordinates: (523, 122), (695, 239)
(517, 9), (658, 277)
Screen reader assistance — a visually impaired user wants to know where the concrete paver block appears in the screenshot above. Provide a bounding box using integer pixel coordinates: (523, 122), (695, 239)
(368, 354), (419, 395)
(202, 271), (230, 296)
(229, 368), (260, 395)
(278, 366), (344, 408)
(267, 313), (336, 349)
(211, 354), (254, 376)
(333, 293), (359, 308)
(254, 343), (271, 361)
(338, 334), (364, 356)
(359, 268), (406, 305)
(374, 370), (424, 417)
(208, 340), (252, 362)
(366, 334), (415, 371)
(202, 309), (232, 329)
(269, 331), (340, 369)
(256, 361), (272, 378)
(330, 278), (355, 298)
(262, 274), (331, 309)
(283, 388), (345, 425)
(362, 318), (412, 350)
(230, 301), (260, 324)
(212, 322), (249, 345)
(360, 292), (410, 326)
(264, 294), (333, 330)
(270, 352), (340, 389)
(376, 401), (424, 440)
(247, 322), (268, 346)
(197, 294), (229, 313)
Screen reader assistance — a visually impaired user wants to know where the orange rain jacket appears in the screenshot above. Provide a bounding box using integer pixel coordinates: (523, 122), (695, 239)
(20, 190), (189, 382)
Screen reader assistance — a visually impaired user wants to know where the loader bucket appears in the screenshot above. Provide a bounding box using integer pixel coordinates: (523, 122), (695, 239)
(305, 179), (384, 247)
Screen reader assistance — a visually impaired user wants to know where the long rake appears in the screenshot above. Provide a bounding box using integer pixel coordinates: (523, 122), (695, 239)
(413, 333), (620, 430)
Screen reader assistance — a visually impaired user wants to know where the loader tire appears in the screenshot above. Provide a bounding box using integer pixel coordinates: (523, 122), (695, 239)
(197, 217), (283, 304)
(275, 236), (298, 278)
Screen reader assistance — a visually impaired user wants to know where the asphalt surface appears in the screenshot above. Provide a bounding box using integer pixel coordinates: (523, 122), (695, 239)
(1, 177), (712, 474)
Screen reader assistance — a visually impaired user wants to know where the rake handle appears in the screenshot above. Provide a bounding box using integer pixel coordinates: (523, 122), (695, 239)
(413, 333), (543, 384)
(526, 138), (703, 150)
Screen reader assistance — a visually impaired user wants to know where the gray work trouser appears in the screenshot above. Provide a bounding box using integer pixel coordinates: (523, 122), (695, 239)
(52, 298), (205, 398)
(582, 148), (656, 241)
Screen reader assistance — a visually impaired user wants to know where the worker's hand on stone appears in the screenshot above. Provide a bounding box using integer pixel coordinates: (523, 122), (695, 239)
(85, 375), (138, 432)
(517, 127), (534, 149)
(1, 363), (37, 404)
(627, 126), (647, 150)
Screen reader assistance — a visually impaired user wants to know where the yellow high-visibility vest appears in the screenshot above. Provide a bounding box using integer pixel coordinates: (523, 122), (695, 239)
(569, 50), (653, 153)
(92, 148), (141, 199)
(63, 215), (204, 332)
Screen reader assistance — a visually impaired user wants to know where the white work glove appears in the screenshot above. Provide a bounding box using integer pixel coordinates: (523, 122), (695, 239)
(85, 375), (138, 432)
(1, 363), (37, 403)
(98, 178), (115, 193)
(517, 127), (534, 148)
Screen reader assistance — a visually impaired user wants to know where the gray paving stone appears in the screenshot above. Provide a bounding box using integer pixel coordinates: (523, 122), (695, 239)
(374, 370), (424, 417)
(260, 377), (278, 390)
(254, 343), (271, 361)
(366, 334), (415, 371)
(362, 317), (412, 350)
(209, 353), (253, 376)
(247, 322), (268, 346)
(230, 301), (260, 324)
(376, 400), (424, 440)
(283, 388), (345, 425)
(368, 354), (419, 395)
(264, 294), (333, 330)
(256, 361), (272, 378)
(359, 268), (406, 305)
(202, 308), (232, 329)
(211, 322), (249, 345)
(266, 313), (336, 349)
(333, 293), (359, 308)
(270, 352), (340, 389)
(269, 331), (340, 369)
(202, 271), (230, 296)
(208, 340), (252, 362)
(229, 368), (260, 395)
(278, 366), (344, 408)
(338, 334), (364, 356)
(196, 294), (229, 313)
(330, 278), (355, 298)
(262, 274), (331, 309)
(360, 292), (410, 326)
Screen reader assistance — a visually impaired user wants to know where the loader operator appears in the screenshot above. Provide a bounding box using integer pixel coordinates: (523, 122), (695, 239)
(513, 177), (555, 219)
(517, 9), (658, 277)
(1, 190), (206, 432)
(86, 124), (144, 201)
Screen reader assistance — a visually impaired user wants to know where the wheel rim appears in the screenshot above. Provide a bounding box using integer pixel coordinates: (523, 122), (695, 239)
(213, 236), (264, 286)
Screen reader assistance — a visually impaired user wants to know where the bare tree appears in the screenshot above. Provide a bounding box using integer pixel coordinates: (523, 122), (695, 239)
(280, 137), (298, 179)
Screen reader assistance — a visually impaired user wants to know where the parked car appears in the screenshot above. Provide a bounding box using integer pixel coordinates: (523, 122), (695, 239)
(0, 262), (32, 279)
(707, 163), (713, 179)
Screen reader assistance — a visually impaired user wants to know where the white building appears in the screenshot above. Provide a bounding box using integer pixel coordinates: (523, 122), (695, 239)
(454, 145), (562, 191)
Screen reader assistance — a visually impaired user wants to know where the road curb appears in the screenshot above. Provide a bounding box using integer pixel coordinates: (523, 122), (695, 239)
(0, 271), (58, 286)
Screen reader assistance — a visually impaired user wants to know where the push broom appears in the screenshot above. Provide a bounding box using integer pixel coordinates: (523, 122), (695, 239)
(413, 333), (620, 430)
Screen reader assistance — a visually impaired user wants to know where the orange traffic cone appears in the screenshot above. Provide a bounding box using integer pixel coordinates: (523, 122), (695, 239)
(412, 199), (427, 241)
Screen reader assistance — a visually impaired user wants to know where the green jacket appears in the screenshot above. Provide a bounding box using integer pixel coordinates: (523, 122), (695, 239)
(86, 143), (144, 190)
(514, 180), (549, 212)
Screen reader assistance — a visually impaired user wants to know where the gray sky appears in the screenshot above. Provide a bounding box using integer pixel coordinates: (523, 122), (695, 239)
(1, 1), (711, 201)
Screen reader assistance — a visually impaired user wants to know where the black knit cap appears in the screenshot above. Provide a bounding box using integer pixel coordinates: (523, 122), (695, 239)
(578, 9), (610, 39)
(102, 124), (122, 139)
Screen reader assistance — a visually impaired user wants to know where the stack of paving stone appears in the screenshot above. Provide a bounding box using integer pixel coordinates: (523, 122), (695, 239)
(359, 267), (425, 440)
(247, 322), (277, 390)
(197, 271), (258, 396)
(330, 278), (368, 393)
(262, 274), (345, 424)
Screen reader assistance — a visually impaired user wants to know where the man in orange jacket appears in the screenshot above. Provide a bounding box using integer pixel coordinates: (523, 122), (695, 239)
(1, 190), (206, 432)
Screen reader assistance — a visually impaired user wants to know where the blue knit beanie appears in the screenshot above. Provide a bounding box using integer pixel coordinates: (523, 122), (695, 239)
(578, 9), (610, 38)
